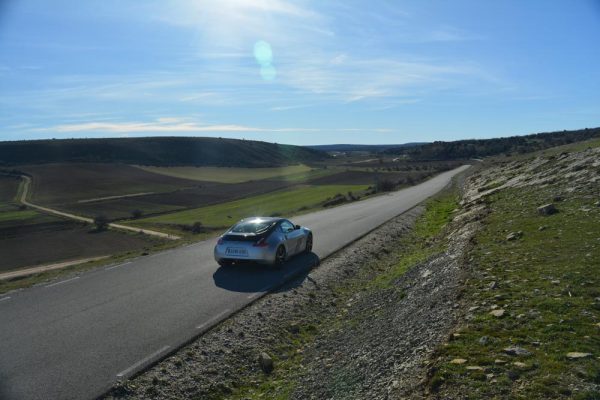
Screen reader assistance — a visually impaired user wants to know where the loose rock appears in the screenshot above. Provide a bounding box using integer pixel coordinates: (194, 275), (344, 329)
(537, 203), (557, 216)
(489, 309), (505, 317)
(504, 346), (532, 357)
(258, 352), (274, 373)
(566, 352), (592, 360)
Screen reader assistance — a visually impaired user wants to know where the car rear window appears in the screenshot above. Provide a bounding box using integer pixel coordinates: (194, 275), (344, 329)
(230, 220), (276, 234)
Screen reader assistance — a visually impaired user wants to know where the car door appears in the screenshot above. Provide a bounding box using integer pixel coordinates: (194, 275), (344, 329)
(280, 220), (303, 255)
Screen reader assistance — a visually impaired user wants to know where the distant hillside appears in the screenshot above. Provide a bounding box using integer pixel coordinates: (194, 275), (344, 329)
(306, 143), (426, 153)
(384, 127), (600, 160)
(0, 137), (328, 167)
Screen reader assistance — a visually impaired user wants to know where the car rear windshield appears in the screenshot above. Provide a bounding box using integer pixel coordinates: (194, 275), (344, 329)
(230, 220), (276, 234)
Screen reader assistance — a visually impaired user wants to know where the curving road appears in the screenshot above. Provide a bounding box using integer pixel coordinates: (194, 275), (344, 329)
(0, 166), (469, 400)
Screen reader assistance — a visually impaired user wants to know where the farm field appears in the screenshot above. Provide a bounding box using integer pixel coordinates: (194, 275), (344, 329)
(60, 179), (295, 220)
(0, 175), (21, 211)
(136, 164), (313, 183)
(130, 184), (368, 231)
(20, 163), (200, 205)
(0, 173), (167, 273)
(0, 220), (162, 272)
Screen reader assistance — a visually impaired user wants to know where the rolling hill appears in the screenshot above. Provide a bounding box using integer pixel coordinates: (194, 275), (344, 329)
(0, 137), (328, 167)
(383, 127), (600, 160)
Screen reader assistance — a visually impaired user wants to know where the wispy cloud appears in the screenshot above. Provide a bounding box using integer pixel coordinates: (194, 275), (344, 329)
(35, 118), (394, 135)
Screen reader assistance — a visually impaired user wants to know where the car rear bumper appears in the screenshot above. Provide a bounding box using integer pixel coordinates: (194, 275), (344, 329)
(214, 244), (276, 264)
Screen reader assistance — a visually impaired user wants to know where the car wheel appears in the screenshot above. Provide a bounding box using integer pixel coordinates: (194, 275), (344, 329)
(304, 233), (313, 253)
(274, 245), (286, 268)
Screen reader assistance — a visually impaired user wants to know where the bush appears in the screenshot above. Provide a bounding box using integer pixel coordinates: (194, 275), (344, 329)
(131, 209), (143, 219)
(191, 221), (204, 234)
(376, 179), (396, 192)
(94, 215), (109, 231)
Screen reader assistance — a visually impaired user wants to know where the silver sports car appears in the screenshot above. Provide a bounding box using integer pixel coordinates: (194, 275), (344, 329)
(214, 217), (313, 267)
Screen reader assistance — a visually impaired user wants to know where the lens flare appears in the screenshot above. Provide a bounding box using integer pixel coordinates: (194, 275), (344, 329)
(260, 65), (277, 81)
(253, 40), (273, 66)
(253, 40), (276, 81)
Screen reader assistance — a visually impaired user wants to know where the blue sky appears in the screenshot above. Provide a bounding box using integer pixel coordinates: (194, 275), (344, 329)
(0, 0), (599, 145)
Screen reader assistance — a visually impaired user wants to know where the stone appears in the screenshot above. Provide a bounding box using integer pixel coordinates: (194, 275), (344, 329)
(258, 352), (274, 373)
(478, 336), (490, 345)
(538, 226), (547, 231)
(513, 362), (527, 368)
(490, 309), (505, 317)
(489, 281), (498, 290)
(537, 203), (557, 216)
(466, 366), (484, 371)
(288, 323), (300, 334)
(506, 231), (523, 241)
(450, 358), (467, 365)
(566, 352), (592, 360)
(494, 359), (507, 364)
(504, 346), (532, 356)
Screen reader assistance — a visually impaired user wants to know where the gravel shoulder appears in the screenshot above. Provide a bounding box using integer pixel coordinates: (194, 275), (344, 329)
(104, 172), (481, 400)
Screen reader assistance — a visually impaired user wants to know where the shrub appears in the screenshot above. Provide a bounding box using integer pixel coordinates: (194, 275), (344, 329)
(131, 209), (143, 219)
(376, 179), (396, 192)
(93, 215), (109, 231)
(190, 221), (205, 234)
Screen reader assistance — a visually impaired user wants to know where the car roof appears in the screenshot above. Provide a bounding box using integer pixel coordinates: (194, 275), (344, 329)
(239, 216), (284, 223)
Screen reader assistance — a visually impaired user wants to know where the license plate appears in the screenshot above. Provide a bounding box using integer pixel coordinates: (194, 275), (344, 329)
(226, 247), (248, 257)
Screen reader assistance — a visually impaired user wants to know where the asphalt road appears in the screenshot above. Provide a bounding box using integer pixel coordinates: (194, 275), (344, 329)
(0, 165), (469, 400)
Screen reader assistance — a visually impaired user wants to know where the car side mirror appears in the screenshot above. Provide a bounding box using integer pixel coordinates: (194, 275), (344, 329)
(295, 225), (301, 230)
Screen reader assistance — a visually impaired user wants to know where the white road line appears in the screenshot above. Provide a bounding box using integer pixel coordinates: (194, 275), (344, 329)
(106, 262), (132, 271)
(45, 276), (80, 288)
(116, 345), (170, 378)
(0, 296), (11, 302)
(196, 309), (231, 330)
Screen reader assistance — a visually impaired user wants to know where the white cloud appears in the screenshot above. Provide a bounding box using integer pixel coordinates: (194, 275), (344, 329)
(36, 118), (394, 135)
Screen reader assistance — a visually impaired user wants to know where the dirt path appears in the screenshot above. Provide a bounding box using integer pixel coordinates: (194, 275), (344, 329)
(0, 256), (109, 281)
(77, 192), (156, 204)
(18, 175), (180, 240)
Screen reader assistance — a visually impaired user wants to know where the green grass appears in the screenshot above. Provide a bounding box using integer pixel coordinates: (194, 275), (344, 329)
(222, 188), (460, 400)
(130, 184), (368, 229)
(430, 185), (600, 399)
(135, 164), (313, 183)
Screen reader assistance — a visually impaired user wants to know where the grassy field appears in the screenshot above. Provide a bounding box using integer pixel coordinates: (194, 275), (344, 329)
(430, 186), (600, 398)
(136, 164), (313, 183)
(131, 184), (368, 229)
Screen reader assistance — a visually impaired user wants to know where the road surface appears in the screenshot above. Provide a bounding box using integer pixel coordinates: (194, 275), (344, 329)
(0, 166), (469, 400)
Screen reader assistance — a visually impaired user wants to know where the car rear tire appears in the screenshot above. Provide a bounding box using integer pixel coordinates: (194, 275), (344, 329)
(274, 245), (286, 268)
(304, 233), (313, 253)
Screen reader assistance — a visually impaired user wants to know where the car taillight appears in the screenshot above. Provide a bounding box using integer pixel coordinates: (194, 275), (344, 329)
(217, 238), (224, 245)
(253, 238), (268, 247)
